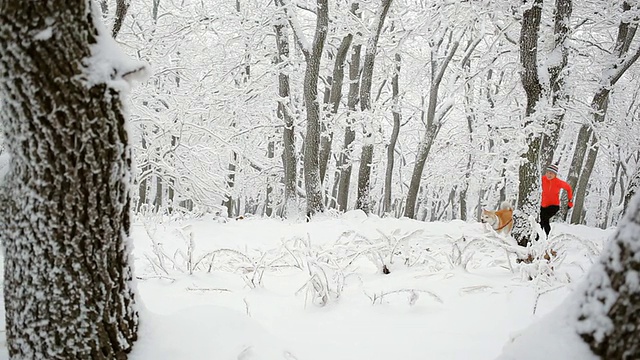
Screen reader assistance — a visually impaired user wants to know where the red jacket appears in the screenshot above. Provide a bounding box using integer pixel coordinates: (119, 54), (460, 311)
(541, 176), (573, 208)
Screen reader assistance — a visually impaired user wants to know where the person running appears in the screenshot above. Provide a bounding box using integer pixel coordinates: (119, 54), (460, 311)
(540, 164), (573, 238)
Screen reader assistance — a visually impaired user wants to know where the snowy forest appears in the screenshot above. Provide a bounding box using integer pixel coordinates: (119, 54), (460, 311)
(1, 0), (640, 359)
(102, 0), (640, 229)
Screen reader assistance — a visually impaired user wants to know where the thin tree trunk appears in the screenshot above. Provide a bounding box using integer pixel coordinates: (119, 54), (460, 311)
(274, 14), (297, 215)
(112, 0), (130, 39)
(319, 32), (354, 183)
(383, 52), (402, 214)
(356, 0), (393, 213)
(266, 141), (275, 216)
(404, 36), (459, 219)
(224, 152), (237, 218)
(0, 1), (139, 357)
(336, 41), (362, 212)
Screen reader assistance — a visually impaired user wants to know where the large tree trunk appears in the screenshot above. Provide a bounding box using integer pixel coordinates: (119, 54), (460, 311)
(355, 0), (393, 213)
(274, 16), (297, 215)
(336, 42), (362, 212)
(512, 0), (543, 247)
(576, 191), (640, 358)
(0, 1), (140, 358)
(299, 0), (329, 217)
(567, 1), (640, 224)
(383, 52), (402, 214)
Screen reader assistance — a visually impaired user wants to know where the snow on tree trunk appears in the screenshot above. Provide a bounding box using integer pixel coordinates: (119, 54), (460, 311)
(576, 191), (640, 358)
(274, 16), (297, 216)
(512, 0), (543, 247)
(383, 52), (401, 214)
(355, 0), (393, 214)
(319, 32), (353, 185)
(336, 42), (362, 212)
(497, 192), (640, 360)
(0, 0), (142, 358)
(539, 0), (572, 169)
(302, 0), (329, 217)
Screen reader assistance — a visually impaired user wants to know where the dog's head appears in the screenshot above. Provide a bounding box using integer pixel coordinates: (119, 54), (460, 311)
(480, 210), (496, 225)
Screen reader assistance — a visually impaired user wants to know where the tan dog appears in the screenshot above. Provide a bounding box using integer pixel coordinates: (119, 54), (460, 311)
(481, 201), (514, 236)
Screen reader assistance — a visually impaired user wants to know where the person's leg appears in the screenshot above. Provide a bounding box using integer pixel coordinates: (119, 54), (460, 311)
(540, 206), (560, 237)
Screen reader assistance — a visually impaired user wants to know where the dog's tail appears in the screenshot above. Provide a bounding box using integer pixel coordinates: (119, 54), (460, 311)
(500, 201), (512, 211)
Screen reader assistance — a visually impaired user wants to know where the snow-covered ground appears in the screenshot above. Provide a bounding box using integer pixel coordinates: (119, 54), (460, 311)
(0, 211), (614, 359)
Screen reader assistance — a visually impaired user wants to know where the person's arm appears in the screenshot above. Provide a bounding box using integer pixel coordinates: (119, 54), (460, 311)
(560, 179), (573, 208)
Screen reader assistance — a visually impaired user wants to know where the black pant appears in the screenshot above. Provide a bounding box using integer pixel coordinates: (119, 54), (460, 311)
(540, 205), (560, 237)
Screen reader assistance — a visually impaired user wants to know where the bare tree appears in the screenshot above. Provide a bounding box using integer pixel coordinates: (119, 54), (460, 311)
(335, 40), (362, 211)
(567, 0), (640, 224)
(383, 52), (402, 214)
(0, 0), (142, 357)
(355, 0), (393, 213)
(404, 30), (460, 219)
(278, 0), (330, 216)
(274, 8), (298, 216)
(512, 0), (543, 247)
(319, 31), (354, 184)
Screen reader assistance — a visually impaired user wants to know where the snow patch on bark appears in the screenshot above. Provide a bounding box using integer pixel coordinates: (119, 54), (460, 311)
(80, 0), (149, 90)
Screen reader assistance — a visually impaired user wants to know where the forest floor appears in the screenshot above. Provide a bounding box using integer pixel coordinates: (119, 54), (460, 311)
(0, 211), (613, 359)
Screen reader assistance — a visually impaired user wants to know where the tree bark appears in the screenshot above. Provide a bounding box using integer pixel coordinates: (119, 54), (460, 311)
(512, 0), (543, 247)
(266, 140), (275, 216)
(576, 192), (640, 358)
(301, 0), (329, 217)
(539, 0), (572, 169)
(383, 52), (401, 214)
(112, 0), (130, 39)
(319, 32), (354, 184)
(336, 41), (362, 212)
(356, 0), (393, 213)
(0, 1), (139, 358)
(274, 15), (297, 215)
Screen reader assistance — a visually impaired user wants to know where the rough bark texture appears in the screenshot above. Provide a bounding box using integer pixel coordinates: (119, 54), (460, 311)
(576, 192), (640, 359)
(302, 0), (329, 217)
(274, 19), (297, 214)
(0, 1), (138, 358)
(112, 0), (130, 39)
(356, 0), (393, 213)
(383, 52), (401, 214)
(512, 0), (543, 247)
(336, 42), (362, 212)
